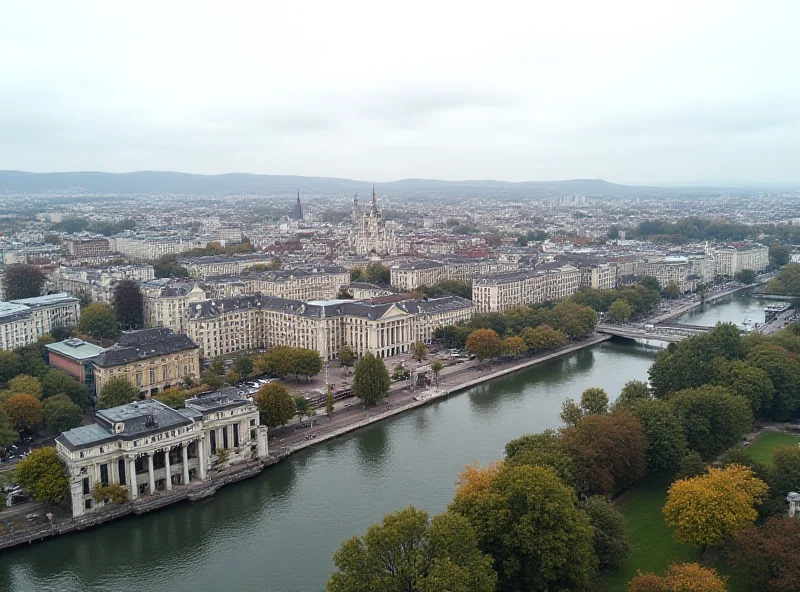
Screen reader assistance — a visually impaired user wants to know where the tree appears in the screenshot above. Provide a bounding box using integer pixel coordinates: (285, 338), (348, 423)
(582, 496), (630, 570)
(664, 465), (768, 550)
(339, 346), (356, 367)
(581, 387), (609, 415)
(779, 263), (800, 296)
(665, 280), (682, 299)
(449, 462), (597, 592)
(3, 393), (44, 432)
(0, 350), (21, 384)
(501, 336), (526, 358)
(154, 387), (188, 409)
(710, 358), (774, 417)
(290, 348), (323, 382)
(254, 382), (296, 428)
(352, 353), (390, 405)
(326, 390), (335, 416)
(771, 445), (800, 499)
(412, 341), (427, 362)
(726, 517), (800, 592)
(349, 268), (365, 282)
(466, 329), (502, 365)
(562, 412), (647, 496)
(520, 325), (567, 353)
(8, 374), (43, 398)
(2, 264), (45, 300)
(639, 275), (662, 293)
(746, 344), (800, 421)
(548, 300), (598, 340)
(262, 345), (295, 378)
(50, 324), (74, 341)
(676, 451), (708, 480)
(113, 279), (144, 331)
(78, 303), (119, 340)
(43, 394), (83, 433)
(98, 377), (138, 409)
(504, 429), (575, 486)
(233, 355), (254, 377)
(294, 395), (309, 420)
(327, 507), (497, 592)
(630, 563), (727, 592)
(668, 386), (753, 460)
(560, 399), (584, 427)
(41, 369), (90, 408)
(734, 269), (757, 284)
(769, 243), (791, 268)
(92, 482), (129, 505)
(609, 298), (634, 323)
(617, 380), (651, 406)
(14, 447), (70, 505)
(431, 360), (443, 387)
(199, 370), (223, 390)
(209, 357), (226, 375)
(0, 409), (19, 448)
(625, 399), (687, 473)
(364, 263), (391, 285)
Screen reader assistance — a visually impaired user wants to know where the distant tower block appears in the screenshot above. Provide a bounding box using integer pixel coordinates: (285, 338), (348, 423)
(291, 190), (304, 221)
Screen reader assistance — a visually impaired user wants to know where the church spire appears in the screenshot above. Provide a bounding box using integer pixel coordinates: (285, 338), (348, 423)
(296, 189), (300, 204)
(371, 184), (377, 213)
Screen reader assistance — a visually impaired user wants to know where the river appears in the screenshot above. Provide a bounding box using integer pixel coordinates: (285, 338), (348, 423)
(0, 294), (770, 592)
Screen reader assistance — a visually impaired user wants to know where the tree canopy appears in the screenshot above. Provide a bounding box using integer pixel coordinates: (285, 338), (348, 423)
(113, 279), (144, 331)
(726, 517), (800, 592)
(352, 353), (390, 405)
(3, 393), (44, 432)
(327, 507), (497, 592)
(466, 328), (502, 363)
(254, 382), (295, 428)
(98, 377), (138, 409)
(44, 394), (84, 433)
(14, 447), (70, 505)
(2, 264), (46, 300)
(78, 303), (120, 340)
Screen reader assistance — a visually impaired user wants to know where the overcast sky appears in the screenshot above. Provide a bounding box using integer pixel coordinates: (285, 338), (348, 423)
(2, 1), (799, 184)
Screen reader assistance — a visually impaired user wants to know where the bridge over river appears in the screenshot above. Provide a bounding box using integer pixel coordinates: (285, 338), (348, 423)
(596, 322), (711, 343)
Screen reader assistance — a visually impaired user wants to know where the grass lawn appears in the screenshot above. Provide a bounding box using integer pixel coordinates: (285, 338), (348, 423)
(745, 431), (800, 466)
(599, 474), (699, 591)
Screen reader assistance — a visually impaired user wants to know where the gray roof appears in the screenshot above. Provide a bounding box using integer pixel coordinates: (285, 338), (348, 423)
(45, 338), (105, 361)
(9, 293), (78, 308)
(94, 328), (198, 367)
(0, 302), (30, 324)
(187, 294), (473, 322)
(185, 387), (252, 413)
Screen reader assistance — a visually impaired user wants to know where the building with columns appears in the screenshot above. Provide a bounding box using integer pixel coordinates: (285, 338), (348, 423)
(55, 390), (268, 518)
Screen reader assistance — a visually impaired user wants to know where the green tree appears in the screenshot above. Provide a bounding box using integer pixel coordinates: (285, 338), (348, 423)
(465, 328), (502, 365)
(625, 399), (688, 473)
(734, 269), (757, 284)
(326, 390), (335, 416)
(520, 325), (567, 353)
(710, 358), (774, 417)
(352, 353), (390, 405)
(616, 380), (651, 406)
(8, 374), (43, 398)
(504, 429), (575, 486)
(746, 344), (800, 421)
(262, 345), (295, 378)
(669, 386), (752, 460)
(0, 350), (22, 384)
(608, 298), (634, 323)
(153, 387), (188, 409)
(2, 264), (46, 300)
(501, 336), (527, 358)
(548, 300), (598, 340)
(50, 325), (74, 341)
(339, 346), (356, 367)
(581, 387), (609, 416)
(0, 408), (19, 448)
(199, 370), (223, 390)
(233, 355), (254, 377)
(431, 360), (443, 387)
(78, 303), (119, 340)
(450, 463), (597, 592)
(98, 377), (138, 409)
(209, 357), (225, 375)
(112, 279), (144, 330)
(412, 341), (427, 362)
(769, 243), (791, 268)
(327, 507), (497, 592)
(43, 394), (83, 433)
(15, 447), (70, 505)
(3, 393), (44, 432)
(639, 275), (662, 293)
(254, 382), (296, 428)
(349, 268), (365, 282)
(666, 280), (682, 299)
(771, 445), (800, 498)
(364, 263), (391, 285)
(582, 496), (630, 570)
(778, 262), (800, 296)
(41, 369), (90, 408)
(676, 451), (708, 480)
(294, 395), (309, 420)
(92, 482), (129, 505)
(290, 348), (323, 382)
(560, 399), (584, 427)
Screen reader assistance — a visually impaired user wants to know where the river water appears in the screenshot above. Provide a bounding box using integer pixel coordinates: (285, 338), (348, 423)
(0, 294), (771, 592)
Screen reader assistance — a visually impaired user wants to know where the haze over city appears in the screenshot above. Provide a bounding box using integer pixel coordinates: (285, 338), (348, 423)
(3, 0), (800, 184)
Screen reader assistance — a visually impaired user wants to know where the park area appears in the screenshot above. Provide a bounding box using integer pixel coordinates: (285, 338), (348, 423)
(600, 430), (800, 592)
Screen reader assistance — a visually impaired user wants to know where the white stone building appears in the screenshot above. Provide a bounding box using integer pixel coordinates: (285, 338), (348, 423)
(347, 189), (399, 256)
(56, 391), (269, 517)
(0, 293), (81, 350)
(390, 257), (517, 291)
(472, 263), (581, 313)
(712, 244), (769, 277)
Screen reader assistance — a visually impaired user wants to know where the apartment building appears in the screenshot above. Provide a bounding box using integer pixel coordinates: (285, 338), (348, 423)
(176, 254), (277, 278)
(390, 257), (517, 291)
(0, 293), (81, 350)
(578, 262), (617, 290)
(56, 390), (268, 517)
(52, 265), (156, 305)
(111, 236), (205, 262)
(64, 238), (110, 258)
(92, 328), (200, 398)
(185, 295), (475, 360)
(712, 244), (769, 277)
(141, 280), (208, 336)
(237, 267), (349, 301)
(472, 263), (581, 313)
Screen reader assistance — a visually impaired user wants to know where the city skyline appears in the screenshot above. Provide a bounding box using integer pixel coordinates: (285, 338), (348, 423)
(2, 1), (800, 184)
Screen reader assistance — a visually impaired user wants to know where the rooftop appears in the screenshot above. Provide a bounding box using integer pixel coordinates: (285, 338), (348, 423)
(9, 293), (79, 307)
(45, 338), (105, 361)
(94, 328), (198, 367)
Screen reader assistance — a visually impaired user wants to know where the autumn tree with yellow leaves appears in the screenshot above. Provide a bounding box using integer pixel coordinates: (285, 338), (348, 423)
(629, 563), (727, 592)
(663, 465), (768, 551)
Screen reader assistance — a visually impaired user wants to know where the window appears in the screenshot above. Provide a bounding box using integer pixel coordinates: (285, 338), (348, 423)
(233, 424), (239, 448)
(85, 499), (93, 510)
(100, 463), (109, 486)
(83, 477), (90, 495)
(210, 429), (217, 454)
(222, 426), (229, 449)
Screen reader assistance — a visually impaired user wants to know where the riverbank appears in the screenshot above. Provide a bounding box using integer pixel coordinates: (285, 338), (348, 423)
(0, 334), (611, 552)
(649, 281), (763, 324)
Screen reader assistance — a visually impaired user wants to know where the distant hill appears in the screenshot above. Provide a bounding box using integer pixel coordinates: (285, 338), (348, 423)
(0, 170), (751, 199)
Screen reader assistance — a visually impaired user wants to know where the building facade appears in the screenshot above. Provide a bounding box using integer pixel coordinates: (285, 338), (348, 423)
(186, 295), (475, 360)
(347, 189), (399, 256)
(390, 257), (517, 291)
(56, 391), (269, 517)
(0, 293), (81, 350)
(712, 244), (769, 277)
(45, 338), (104, 392)
(92, 329), (200, 398)
(64, 238), (110, 258)
(472, 263), (581, 313)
